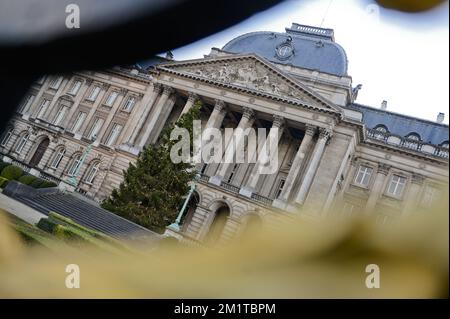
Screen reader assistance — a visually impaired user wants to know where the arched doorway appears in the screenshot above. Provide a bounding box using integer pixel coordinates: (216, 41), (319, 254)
(206, 203), (230, 243)
(29, 137), (49, 167)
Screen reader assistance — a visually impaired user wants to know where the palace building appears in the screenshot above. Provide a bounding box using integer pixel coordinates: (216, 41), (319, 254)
(1, 23), (448, 244)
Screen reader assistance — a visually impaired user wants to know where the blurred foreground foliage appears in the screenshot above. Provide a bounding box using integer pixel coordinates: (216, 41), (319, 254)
(376, 0), (446, 12)
(0, 190), (448, 298)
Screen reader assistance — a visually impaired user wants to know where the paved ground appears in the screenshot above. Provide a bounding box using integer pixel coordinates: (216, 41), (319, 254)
(0, 192), (46, 225)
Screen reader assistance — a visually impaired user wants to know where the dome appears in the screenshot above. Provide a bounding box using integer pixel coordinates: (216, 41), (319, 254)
(222, 23), (348, 76)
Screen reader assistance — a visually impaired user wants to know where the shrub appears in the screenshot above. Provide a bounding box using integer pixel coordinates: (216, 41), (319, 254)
(30, 178), (44, 188)
(0, 176), (9, 188)
(18, 174), (38, 186)
(1, 165), (24, 180)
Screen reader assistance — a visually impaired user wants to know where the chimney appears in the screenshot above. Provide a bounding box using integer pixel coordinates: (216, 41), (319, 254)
(436, 112), (445, 123)
(380, 100), (387, 110)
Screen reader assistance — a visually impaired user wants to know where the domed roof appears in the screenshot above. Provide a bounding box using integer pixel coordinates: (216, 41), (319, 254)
(222, 23), (348, 76)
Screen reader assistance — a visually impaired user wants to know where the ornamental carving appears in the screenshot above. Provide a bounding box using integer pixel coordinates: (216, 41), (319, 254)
(177, 60), (315, 104)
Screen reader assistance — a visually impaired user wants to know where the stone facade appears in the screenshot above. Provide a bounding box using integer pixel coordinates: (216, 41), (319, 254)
(1, 24), (448, 245)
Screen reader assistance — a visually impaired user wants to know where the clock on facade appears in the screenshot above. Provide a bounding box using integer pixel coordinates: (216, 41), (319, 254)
(275, 41), (294, 60)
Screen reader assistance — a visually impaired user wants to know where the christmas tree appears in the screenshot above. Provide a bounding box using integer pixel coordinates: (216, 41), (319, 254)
(102, 101), (201, 233)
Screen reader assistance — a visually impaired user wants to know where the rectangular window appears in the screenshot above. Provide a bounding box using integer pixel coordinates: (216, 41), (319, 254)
(354, 165), (373, 187)
(1, 129), (13, 147)
(122, 96), (136, 112)
(49, 76), (63, 89)
(53, 106), (66, 126)
(18, 94), (35, 114)
(71, 111), (86, 133)
(105, 123), (123, 146)
(105, 91), (118, 106)
(69, 80), (82, 95)
(36, 99), (50, 119)
(226, 164), (239, 184)
(87, 86), (101, 101)
(275, 179), (286, 198)
(387, 174), (407, 197)
(87, 117), (104, 140)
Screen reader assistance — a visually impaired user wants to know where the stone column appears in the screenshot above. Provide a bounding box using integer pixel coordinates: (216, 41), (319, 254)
(179, 92), (199, 118)
(240, 115), (284, 197)
(205, 99), (227, 129)
(291, 128), (332, 208)
(272, 124), (316, 209)
(137, 85), (174, 148)
(126, 83), (162, 145)
(364, 164), (390, 214)
(209, 107), (255, 186)
(402, 173), (424, 216)
(194, 99), (227, 171)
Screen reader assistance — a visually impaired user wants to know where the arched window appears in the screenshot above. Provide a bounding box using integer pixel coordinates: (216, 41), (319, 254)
(68, 154), (82, 176)
(50, 147), (66, 169)
(84, 162), (100, 184)
(440, 141), (449, 149)
(405, 132), (421, 141)
(15, 133), (29, 154)
(1, 128), (14, 147)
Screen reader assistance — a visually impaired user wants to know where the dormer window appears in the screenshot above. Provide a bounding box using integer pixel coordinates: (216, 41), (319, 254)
(374, 125), (388, 133)
(405, 133), (421, 141)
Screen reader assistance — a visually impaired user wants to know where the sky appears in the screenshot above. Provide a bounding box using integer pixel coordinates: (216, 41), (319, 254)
(171, 0), (449, 124)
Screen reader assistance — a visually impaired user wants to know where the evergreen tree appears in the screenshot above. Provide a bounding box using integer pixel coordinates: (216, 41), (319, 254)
(101, 101), (201, 233)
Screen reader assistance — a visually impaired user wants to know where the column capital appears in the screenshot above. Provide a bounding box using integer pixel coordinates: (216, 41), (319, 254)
(318, 127), (332, 141)
(242, 107), (255, 120)
(152, 82), (162, 93)
(102, 83), (111, 91)
(162, 85), (175, 96)
(85, 78), (93, 86)
(272, 115), (284, 128)
(119, 88), (128, 95)
(377, 163), (391, 175)
(188, 92), (199, 103)
(411, 173), (425, 185)
(304, 124), (316, 137)
(214, 99), (227, 113)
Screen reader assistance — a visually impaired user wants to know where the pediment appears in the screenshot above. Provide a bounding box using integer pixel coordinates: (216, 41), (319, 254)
(157, 54), (340, 112)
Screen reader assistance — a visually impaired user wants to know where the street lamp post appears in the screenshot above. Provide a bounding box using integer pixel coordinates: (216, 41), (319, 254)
(168, 173), (199, 232)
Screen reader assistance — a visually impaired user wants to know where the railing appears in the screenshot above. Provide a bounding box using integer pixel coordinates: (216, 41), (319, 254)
(196, 172), (274, 207)
(366, 128), (449, 159)
(220, 181), (240, 194)
(11, 159), (31, 173)
(39, 171), (61, 184)
(198, 173), (209, 182)
(251, 193), (274, 206)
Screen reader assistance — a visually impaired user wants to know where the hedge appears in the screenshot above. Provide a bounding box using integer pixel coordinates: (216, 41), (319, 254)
(30, 178), (44, 188)
(0, 176), (8, 188)
(1, 165), (24, 180)
(18, 174), (38, 186)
